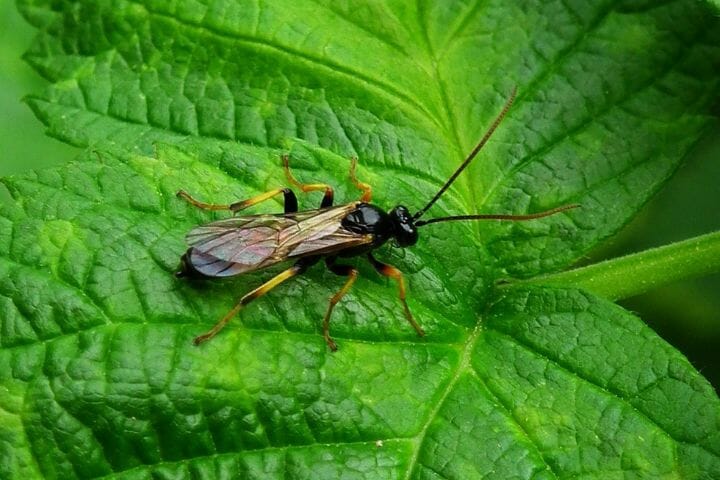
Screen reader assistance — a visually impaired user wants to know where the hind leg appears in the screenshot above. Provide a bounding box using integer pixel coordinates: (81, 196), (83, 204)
(193, 256), (319, 345)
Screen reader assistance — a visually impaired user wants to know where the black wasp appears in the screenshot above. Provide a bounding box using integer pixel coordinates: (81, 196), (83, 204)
(176, 88), (578, 351)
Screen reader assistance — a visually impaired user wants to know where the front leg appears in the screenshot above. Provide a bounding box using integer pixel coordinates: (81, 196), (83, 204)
(367, 253), (425, 337)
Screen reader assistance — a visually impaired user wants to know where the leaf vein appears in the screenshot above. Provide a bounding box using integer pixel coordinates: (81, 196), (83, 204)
(126, 0), (444, 131)
(486, 327), (719, 460)
(465, 367), (561, 479)
(479, 3), (708, 209)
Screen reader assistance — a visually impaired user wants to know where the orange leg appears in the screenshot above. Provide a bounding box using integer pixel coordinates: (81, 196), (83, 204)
(322, 258), (359, 351)
(282, 155), (334, 208)
(177, 190), (235, 211)
(367, 253), (425, 337)
(178, 154), (342, 214)
(193, 257), (318, 345)
(177, 188), (298, 213)
(349, 156), (372, 203)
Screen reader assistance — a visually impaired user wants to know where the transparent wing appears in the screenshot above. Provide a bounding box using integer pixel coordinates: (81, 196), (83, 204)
(186, 215), (295, 266)
(184, 204), (372, 276)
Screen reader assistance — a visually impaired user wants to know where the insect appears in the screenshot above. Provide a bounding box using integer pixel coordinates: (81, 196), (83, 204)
(176, 87), (578, 351)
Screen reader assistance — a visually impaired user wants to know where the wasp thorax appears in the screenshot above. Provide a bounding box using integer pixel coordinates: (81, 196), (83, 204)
(389, 206), (418, 247)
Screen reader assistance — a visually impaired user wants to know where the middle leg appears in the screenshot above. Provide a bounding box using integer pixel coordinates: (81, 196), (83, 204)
(282, 155), (334, 208)
(322, 256), (359, 351)
(179, 154), (337, 214)
(349, 156), (372, 202)
(177, 187), (298, 214)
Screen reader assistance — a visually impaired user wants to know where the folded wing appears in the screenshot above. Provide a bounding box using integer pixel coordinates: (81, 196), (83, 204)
(184, 204), (372, 277)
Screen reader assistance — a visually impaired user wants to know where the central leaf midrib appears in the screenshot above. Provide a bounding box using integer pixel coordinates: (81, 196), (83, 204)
(403, 322), (484, 480)
(409, 0), (485, 240)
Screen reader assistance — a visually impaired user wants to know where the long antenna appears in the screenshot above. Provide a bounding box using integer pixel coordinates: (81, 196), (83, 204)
(415, 204), (580, 227)
(412, 86), (518, 221)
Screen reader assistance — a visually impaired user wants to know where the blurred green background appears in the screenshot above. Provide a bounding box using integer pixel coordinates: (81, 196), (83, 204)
(1, 2), (78, 178)
(2, 2), (718, 387)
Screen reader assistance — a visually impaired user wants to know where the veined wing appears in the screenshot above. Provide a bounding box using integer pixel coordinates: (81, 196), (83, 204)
(184, 203), (371, 276)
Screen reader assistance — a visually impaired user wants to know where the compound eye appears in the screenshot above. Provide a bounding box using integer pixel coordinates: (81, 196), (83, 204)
(396, 222), (418, 247)
(389, 205), (418, 247)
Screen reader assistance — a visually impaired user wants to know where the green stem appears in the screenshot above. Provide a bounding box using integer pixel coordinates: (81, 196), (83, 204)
(522, 231), (720, 301)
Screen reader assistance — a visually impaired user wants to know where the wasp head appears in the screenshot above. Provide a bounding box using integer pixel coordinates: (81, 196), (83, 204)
(389, 205), (418, 247)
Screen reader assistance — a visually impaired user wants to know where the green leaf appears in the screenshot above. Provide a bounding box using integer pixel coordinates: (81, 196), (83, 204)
(4, 0), (720, 478)
(3, 150), (720, 479)
(20, 0), (720, 276)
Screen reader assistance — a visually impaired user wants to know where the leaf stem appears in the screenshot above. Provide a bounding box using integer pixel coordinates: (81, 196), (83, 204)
(521, 231), (720, 301)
